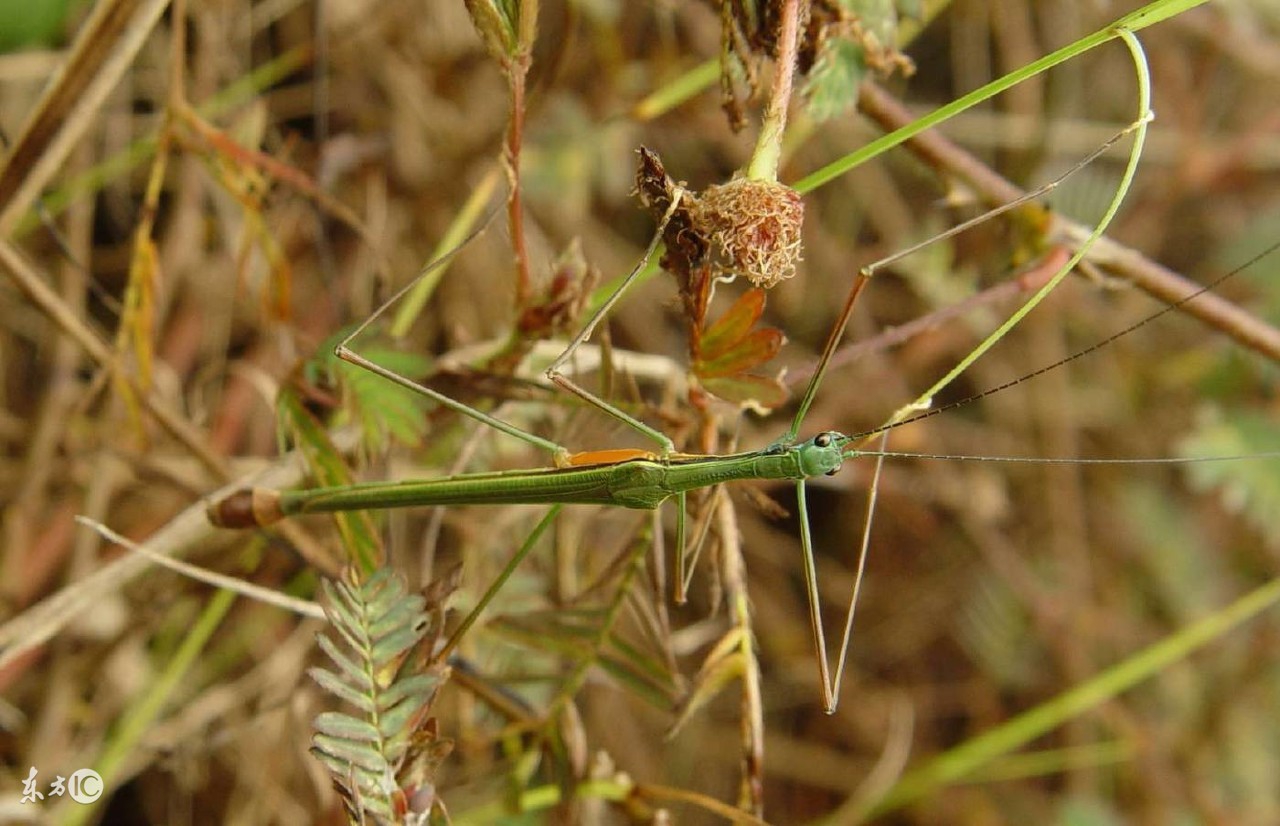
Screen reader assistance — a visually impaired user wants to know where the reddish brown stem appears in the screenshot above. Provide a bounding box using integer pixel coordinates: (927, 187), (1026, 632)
(505, 54), (533, 312)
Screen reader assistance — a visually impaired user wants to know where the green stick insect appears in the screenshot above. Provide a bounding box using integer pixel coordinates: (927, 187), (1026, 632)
(211, 28), (1159, 713)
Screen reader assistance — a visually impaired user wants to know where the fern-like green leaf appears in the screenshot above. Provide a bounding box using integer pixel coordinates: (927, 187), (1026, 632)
(315, 619), (369, 684)
(308, 665), (375, 712)
(369, 599), (427, 638)
(310, 567), (452, 823)
(315, 711), (382, 743)
(370, 627), (425, 675)
(377, 698), (423, 740)
(304, 328), (432, 454)
(378, 673), (440, 709)
(803, 0), (916, 122)
(804, 36), (866, 122)
(313, 730), (388, 772)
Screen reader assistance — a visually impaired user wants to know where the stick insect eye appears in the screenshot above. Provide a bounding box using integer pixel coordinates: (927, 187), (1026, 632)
(815, 432), (832, 448)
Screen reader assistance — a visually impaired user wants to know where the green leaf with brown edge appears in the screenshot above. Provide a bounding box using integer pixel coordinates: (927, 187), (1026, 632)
(698, 287), (767, 358)
(692, 286), (788, 407)
(694, 327), (784, 379)
(804, 33), (867, 122)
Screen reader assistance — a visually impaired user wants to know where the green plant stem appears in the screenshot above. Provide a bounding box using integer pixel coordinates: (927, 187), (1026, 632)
(746, 0), (806, 182)
(878, 27), (1149, 429)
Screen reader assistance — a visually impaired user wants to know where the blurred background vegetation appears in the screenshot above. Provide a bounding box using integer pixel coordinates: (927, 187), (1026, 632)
(2, 1), (1280, 823)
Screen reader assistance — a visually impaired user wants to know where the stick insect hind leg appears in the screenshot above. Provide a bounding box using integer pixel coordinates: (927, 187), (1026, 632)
(339, 187), (691, 468)
(779, 28), (1153, 714)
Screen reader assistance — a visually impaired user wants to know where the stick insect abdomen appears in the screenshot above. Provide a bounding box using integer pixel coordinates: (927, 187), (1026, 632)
(210, 463), (665, 528)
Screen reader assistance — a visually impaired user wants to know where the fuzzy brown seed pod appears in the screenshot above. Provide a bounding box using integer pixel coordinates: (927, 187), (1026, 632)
(691, 178), (804, 288)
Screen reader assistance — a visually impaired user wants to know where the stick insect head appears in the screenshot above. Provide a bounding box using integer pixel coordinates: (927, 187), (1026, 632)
(796, 431), (852, 478)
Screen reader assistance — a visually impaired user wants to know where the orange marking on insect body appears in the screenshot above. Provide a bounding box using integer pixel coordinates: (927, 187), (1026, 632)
(565, 448), (659, 467)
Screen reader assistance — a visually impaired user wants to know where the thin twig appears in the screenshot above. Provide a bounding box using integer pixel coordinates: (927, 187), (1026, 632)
(76, 516), (326, 619)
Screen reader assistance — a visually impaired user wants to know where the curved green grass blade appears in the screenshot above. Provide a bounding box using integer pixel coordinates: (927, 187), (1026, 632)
(793, 0), (1196, 195)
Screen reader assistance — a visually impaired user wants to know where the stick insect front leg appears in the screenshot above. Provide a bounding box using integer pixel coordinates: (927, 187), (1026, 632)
(332, 221), (572, 468)
(782, 29), (1153, 713)
(333, 185), (685, 468)
(334, 180), (689, 467)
